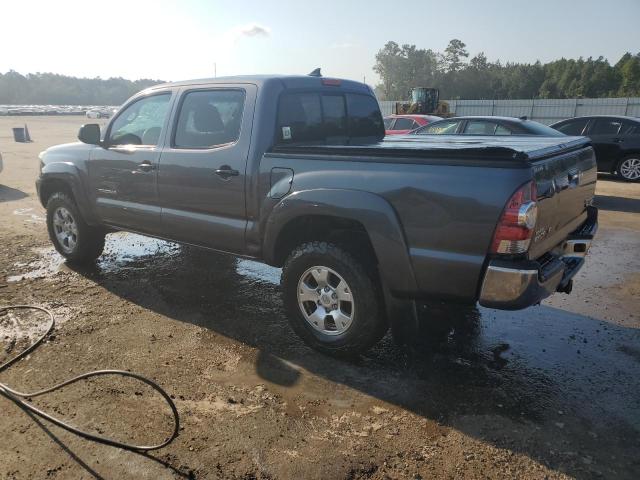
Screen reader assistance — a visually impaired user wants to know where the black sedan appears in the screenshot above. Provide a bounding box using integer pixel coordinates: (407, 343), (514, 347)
(550, 115), (640, 182)
(410, 116), (565, 137)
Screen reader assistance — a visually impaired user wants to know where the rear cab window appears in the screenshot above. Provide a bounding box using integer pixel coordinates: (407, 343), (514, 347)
(276, 92), (383, 145)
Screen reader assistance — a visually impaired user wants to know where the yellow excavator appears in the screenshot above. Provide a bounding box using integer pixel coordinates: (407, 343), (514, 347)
(394, 87), (452, 116)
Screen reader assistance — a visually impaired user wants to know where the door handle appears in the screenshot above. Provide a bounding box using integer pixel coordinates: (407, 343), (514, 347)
(214, 165), (239, 178)
(613, 138), (624, 143)
(137, 161), (155, 172)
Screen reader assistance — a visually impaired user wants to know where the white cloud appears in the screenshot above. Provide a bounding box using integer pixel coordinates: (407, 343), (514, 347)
(238, 23), (271, 38)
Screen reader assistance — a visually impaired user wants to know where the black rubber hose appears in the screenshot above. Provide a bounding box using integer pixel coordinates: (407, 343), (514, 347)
(0, 305), (180, 451)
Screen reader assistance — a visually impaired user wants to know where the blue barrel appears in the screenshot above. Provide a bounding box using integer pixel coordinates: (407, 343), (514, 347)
(12, 127), (26, 142)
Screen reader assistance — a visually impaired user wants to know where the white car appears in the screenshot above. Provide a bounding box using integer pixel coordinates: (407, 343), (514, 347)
(86, 108), (114, 119)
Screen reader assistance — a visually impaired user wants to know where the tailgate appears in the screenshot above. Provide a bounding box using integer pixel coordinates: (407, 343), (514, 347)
(528, 145), (597, 260)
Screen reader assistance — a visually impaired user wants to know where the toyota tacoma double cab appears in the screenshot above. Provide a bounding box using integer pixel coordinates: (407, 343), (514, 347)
(36, 73), (598, 355)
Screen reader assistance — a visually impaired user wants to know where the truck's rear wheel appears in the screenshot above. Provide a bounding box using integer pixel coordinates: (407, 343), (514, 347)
(46, 192), (105, 264)
(281, 242), (387, 356)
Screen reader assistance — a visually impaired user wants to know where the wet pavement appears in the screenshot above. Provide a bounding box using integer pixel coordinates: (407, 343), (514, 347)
(4, 231), (639, 478)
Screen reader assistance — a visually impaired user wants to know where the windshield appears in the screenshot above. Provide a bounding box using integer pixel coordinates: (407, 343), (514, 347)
(411, 89), (427, 104)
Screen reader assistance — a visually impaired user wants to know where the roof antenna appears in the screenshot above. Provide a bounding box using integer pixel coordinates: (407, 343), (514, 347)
(308, 68), (322, 77)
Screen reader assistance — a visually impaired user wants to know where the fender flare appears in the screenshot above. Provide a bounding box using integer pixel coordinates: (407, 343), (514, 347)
(263, 189), (418, 294)
(38, 163), (97, 224)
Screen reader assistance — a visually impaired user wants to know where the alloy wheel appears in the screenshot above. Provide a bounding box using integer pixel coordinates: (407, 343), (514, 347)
(52, 207), (78, 254)
(297, 266), (354, 336)
(620, 157), (640, 181)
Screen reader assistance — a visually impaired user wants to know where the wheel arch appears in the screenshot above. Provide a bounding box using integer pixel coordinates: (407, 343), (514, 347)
(38, 164), (97, 224)
(263, 189), (418, 295)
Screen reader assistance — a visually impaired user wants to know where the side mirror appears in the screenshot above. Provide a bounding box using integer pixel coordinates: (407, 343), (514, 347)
(78, 124), (101, 145)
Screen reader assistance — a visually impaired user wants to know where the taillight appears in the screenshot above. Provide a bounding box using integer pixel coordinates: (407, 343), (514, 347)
(490, 181), (538, 255)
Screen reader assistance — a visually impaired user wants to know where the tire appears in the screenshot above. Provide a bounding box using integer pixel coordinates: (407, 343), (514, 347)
(281, 241), (388, 356)
(616, 155), (640, 182)
(46, 192), (105, 264)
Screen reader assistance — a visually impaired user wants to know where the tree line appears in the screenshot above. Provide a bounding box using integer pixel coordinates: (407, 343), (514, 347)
(0, 71), (163, 105)
(374, 39), (640, 101)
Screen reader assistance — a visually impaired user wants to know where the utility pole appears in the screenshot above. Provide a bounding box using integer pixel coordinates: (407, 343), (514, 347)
(214, 63), (217, 78)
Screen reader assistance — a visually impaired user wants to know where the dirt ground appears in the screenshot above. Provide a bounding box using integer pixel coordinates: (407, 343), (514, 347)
(1, 116), (639, 480)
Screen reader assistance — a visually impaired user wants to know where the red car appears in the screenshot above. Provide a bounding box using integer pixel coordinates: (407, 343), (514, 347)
(384, 114), (442, 135)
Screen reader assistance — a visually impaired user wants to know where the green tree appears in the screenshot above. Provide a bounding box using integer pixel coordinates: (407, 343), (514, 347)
(616, 53), (640, 96)
(373, 40), (640, 100)
(442, 39), (469, 73)
(0, 72), (163, 105)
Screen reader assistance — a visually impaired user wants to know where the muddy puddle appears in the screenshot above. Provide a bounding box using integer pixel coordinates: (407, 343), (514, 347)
(5, 232), (280, 285)
(12, 208), (45, 224)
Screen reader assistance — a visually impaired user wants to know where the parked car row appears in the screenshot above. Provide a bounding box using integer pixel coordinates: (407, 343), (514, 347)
(384, 113), (640, 181)
(384, 114), (442, 135)
(0, 105), (118, 116)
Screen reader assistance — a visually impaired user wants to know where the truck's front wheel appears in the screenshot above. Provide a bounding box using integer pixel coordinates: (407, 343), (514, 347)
(281, 242), (388, 356)
(46, 192), (105, 264)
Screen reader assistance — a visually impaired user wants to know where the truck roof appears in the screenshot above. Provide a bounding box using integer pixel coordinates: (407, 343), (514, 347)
(149, 74), (372, 94)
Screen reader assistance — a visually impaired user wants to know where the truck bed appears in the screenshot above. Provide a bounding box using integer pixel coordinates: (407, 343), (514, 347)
(264, 134), (597, 301)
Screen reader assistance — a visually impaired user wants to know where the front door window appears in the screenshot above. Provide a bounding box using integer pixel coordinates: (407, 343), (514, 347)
(109, 94), (171, 146)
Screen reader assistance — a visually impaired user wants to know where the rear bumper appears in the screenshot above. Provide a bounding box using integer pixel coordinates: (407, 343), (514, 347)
(479, 206), (598, 310)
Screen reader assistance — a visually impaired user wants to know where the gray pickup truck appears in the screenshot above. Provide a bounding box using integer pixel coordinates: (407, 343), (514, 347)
(36, 74), (598, 355)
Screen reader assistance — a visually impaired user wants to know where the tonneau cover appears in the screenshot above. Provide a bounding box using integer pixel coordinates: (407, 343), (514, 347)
(272, 135), (592, 162)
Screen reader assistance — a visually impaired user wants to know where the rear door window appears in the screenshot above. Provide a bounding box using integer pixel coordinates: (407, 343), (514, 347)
(173, 89), (245, 149)
(392, 118), (414, 130)
(464, 120), (499, 135)
(418, 120), (460, 134)
(383, 118), (394, 129)
(622, 121), (640, 135)
(555, 118), (589, 135)
(495, 124), (512, 135)
(590, 118), (623, 135)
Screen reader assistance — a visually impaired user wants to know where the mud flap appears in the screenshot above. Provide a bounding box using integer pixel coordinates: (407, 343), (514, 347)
(381, 285), (419, 345)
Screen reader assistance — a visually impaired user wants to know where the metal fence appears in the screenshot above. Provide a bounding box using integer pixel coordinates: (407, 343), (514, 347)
(379, 97), (640, 124)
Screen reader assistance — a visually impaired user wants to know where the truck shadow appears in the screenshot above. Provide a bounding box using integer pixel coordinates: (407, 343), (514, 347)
(68, 236), (640, 479)
(595, 194), (640, 214)
(0, 185), (28, 203)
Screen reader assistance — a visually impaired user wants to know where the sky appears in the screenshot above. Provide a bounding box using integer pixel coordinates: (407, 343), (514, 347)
(1, 0), (639, 85)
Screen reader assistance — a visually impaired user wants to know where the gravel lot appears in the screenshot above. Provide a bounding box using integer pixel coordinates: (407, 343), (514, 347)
(1, 116), (639, 479)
